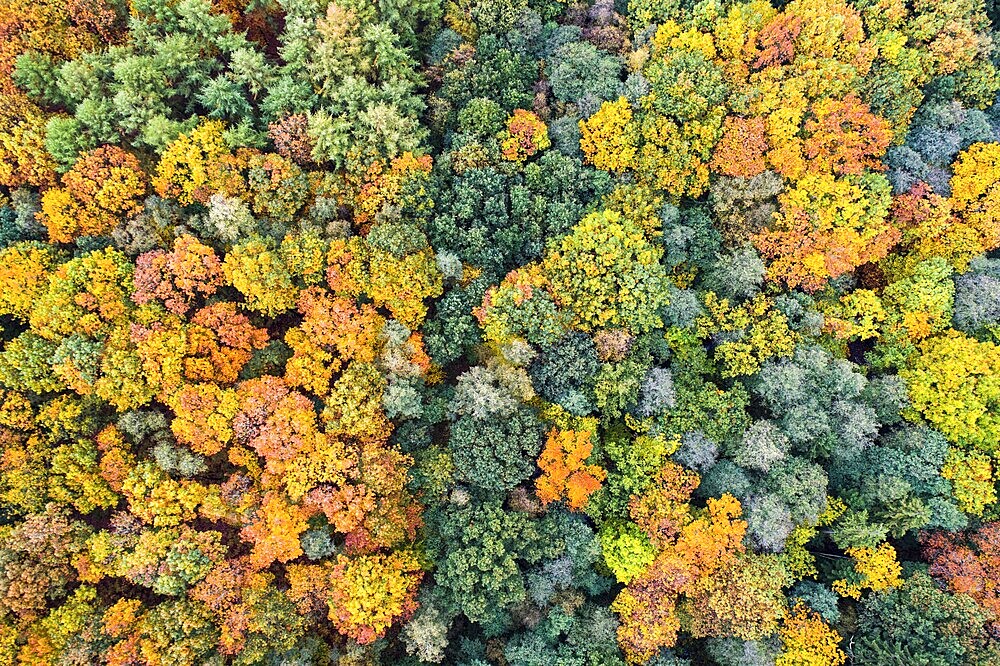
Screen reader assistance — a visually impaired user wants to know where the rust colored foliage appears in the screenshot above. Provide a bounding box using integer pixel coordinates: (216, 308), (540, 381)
(753, 13), (802, 70)
(802, 95), (892, 176)
(211, 0), (284, 54)
(233, 376), (325, 475)
(0, 504), (89, 623)
(269, 113), (315, 165)
(66, 0), (123, 42)
(535, 429), (606, 510)
(133, 235), (224, 315)
(922, 523), (1000, 631)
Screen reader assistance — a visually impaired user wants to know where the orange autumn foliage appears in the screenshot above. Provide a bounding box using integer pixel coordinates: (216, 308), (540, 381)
(711, 116), (770, 177)
(240, 492), (309, 570)
(535, 429), (606, 510)
(39, 146), (147, 243)
(802, 95), (892, 176)
(233, 376), (325, 474)
(298, 285), (385, 364)
(922, 523), (1000, 631)
(614, 462), (751, 662)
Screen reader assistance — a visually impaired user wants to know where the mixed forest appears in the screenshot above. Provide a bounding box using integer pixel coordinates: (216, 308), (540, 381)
(1, 0), (1000, 663)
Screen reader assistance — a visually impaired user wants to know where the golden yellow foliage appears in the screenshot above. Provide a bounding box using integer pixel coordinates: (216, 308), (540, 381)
(152, 121), (230, 205)
(777, 603), (847, 666)
(580, 97), (640, 174)
(833, 542), (903, 599)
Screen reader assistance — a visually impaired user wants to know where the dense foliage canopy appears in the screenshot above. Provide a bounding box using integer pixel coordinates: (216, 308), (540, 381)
(1, 0), (1000, 663)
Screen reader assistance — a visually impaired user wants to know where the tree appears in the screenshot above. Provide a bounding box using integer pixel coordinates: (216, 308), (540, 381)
(240, 492), (309, 570)
(0, 504), (90, 623)
(682, 553), (788, 641)
(580, 97), (639, 174)
(801, 94), (892, 176)
(449, 406), (543, 492)
(751, 345), (881, 459)
(233, 376), (324, 474)
(535, 429), (606, 510)
(776, 603), (846, 666)
(613, 483), (750, 662)
(101, 597), (220, 666)
(832, 542), (903, 599)
(326, 551), (423, 644)
(39, 146), (147, 243)
(529, 333), (600, 414)
(709, 171), (785, 247)
(753, 173), (897, 291)
(542, 209), (670, 333)
(711, 116), (770, 178)
(948, 142), (1000, 253)
(132, 235), (223, 315)
(334, 235), (444, 329)
(922, 523), (1000, 631)
(499, 109), (550, 162)
(0, 241), (57, 320)
(546, 39), (623, 105)
(900, 330), (1000, 455)
(223, 233), (326, 316)
(169, 383), (240, 456)
(425, 501), (558, 627)
(152, 121), (231, 206)
(28, 247), (134, 340)
(475, 264), (571, 346)
(695, 292), (796, 378)
(852, 572), (1000, 666)
(190, 557), (303, 658)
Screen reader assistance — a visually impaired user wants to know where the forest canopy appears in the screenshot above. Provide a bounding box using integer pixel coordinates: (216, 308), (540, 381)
(1, 0), (1000, 664)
